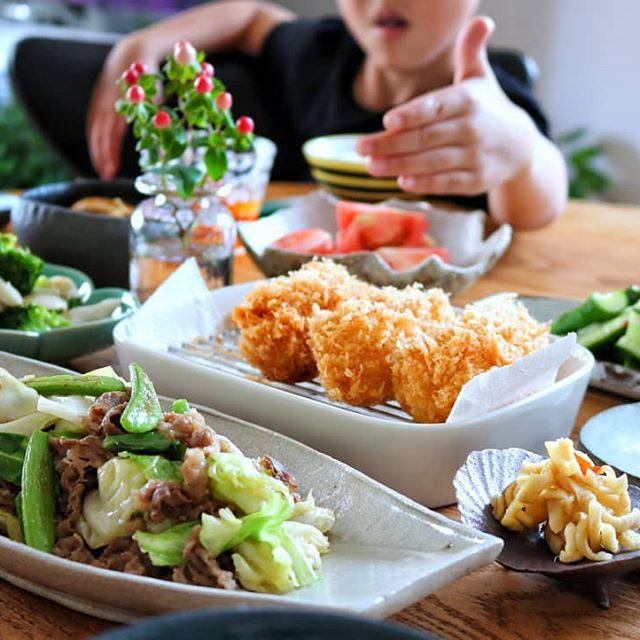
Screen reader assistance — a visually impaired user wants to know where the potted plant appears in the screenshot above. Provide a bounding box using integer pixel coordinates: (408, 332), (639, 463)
(116, 40), (256, 299)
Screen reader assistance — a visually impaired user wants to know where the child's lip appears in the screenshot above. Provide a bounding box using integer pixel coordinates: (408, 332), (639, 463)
(372, 9), (409, 38)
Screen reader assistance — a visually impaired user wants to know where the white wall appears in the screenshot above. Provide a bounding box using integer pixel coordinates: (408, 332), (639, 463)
(482, 0), (640, 203)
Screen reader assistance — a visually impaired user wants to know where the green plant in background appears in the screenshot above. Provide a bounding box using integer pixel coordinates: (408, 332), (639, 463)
(0, 100), (72, 190)
(556, 127), (611, 200)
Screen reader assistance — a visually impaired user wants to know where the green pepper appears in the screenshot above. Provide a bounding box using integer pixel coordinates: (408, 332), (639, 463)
(171, 399), (190, 414)
(0, 433), (28, 485)
(120, 364), (162, 434)
(24, 374), (126, 397)
(103, 432), (182, 456)
(20, 430), (56, 552)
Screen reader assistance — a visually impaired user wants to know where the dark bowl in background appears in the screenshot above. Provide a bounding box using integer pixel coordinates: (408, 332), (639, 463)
(11, 179), (142, 288)
(94, 608), (439, 640)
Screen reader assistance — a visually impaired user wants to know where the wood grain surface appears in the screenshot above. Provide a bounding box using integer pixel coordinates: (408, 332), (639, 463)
(2, 184), (640, 640)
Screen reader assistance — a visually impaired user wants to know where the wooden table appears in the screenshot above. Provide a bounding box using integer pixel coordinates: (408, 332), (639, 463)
(3, 185), (640, 640)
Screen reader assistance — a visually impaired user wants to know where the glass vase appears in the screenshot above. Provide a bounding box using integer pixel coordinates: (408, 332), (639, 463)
(129, 174), (236, 301)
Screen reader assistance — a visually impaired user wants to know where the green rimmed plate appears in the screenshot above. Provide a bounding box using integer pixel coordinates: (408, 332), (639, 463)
(0, 263), (139, 362)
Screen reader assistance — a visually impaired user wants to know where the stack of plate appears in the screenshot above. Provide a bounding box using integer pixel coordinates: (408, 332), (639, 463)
(302, 134), (420, 202)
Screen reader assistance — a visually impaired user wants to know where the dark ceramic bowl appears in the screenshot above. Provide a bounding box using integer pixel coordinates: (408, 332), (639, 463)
(94, 608), (439, 640)
(11, 179), (143, 288)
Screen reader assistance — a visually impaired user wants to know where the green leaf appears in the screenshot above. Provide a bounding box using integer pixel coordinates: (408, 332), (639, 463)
(570, 145), (603, 165)
(134, 521), (199, 566)
(138, 73), (158, 93)
(204, 147), (228, 181)
(115, 99), (129, 115)
(118, 452), (181, 482)
(135, 103), (151, 124)
(166, 164), (204, 199)
(0, 433), (28, 485)
(569, 180), (588, 199)
(556, 127), (588, 146)
(162, 127), (188, 161)
(580, 167), (611, 191)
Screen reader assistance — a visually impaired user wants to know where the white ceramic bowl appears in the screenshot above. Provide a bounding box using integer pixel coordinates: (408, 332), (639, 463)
(239, 190), (512, 295)
(114, 282), (595, 508)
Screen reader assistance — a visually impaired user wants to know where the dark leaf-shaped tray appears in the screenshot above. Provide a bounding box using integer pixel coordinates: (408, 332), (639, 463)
(454, 448), (640, 608)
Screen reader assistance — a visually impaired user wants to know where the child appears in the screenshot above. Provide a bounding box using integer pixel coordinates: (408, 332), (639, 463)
(88, 0), (567, 230)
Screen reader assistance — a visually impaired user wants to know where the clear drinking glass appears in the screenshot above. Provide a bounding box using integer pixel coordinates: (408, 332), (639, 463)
(222, 137), (277, 222)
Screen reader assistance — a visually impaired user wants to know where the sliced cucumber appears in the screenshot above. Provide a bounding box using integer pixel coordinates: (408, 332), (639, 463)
(616, 310), (640, 361)
(625, 285), (640, 305)
(552, 290), (629, 335)
(577, 310), (631, 351)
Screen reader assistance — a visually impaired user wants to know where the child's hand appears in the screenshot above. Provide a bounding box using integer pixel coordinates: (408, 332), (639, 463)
(357, 17), (538, 196)
(88, 36), (158, 179)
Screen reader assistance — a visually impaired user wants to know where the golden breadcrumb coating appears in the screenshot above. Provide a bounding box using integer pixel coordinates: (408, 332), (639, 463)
(391, 323), (507, 423)
(458, 295), (549, 363)
(308, 298), (420, 406)
(392, 297), (549, 423)
(371, 285), (455, 324)
(231, 261), (359, 382)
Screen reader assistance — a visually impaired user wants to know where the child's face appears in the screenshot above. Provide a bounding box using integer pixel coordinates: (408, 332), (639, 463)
(337, 0), (480, 71)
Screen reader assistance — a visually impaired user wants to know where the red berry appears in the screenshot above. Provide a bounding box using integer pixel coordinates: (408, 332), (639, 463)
(215, 91), (233, 110)
(131, 60), (148, 75)
(126, 84), (145, 103)
(194, 74), (212, 94)
(201, 62), (214, 77)
(153, 111), (171, 129)
(173, 41), (196, 66)
(121, 68), (139, 85)
(236, 116), (255, 134)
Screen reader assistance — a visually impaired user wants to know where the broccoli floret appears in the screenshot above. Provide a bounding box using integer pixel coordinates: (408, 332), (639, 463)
(0, 304), (69, 332)
(0, 234), (43, 294)
(0, 234), (17, 251)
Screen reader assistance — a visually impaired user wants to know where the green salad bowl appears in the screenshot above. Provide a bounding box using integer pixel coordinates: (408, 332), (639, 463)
(0, 263), (139, 362)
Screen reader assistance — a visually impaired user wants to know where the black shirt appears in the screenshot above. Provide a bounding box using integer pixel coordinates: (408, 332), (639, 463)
(259, 17), (549, 190)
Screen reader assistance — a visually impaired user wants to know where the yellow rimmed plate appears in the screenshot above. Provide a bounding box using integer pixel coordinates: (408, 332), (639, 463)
(310, 167), (399, 190)
(314, 182), (421, 203)
(303, 134), (370, 174)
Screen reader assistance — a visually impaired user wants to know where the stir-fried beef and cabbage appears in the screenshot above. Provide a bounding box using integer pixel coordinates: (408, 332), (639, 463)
(0, 365), (334, 594)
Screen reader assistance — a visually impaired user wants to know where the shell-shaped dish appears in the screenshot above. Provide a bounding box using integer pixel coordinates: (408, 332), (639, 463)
(454, 448), (640, 586)
(239, 190), (512, 296)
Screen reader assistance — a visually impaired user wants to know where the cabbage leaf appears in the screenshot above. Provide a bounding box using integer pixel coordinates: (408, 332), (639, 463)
(207, 451), (292, 515)
(134, 521), (199, 566)
(78, 457), (147, 549)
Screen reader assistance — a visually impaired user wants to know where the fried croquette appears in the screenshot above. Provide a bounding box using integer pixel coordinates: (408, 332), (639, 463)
(459, 295), (549, 363)
(391, 323), (509, 423)
(308, 298), (420, 406)
(231, 260), (549, 423)
(392, 298), (549, 422)
(231, 261), (361, 382)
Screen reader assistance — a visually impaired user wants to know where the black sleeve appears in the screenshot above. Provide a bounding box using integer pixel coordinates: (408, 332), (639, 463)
(492, 63), (550, 137)
(261, 17), (344, 96)
(258, 17), (348, 180)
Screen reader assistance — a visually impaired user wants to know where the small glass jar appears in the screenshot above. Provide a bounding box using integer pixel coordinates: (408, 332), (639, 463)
(130, 173), (236, 301)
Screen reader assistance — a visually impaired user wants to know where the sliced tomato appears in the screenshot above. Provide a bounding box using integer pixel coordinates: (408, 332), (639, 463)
(335, 200), (429, 251)
(337, 200), (429, 231)
(271, 228), (334, 254)
(376, 246), (450, 272)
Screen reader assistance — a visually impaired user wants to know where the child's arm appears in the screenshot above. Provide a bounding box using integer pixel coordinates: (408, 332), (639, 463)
(88, 0), (294, 179)
(357, 17), (567, 231)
